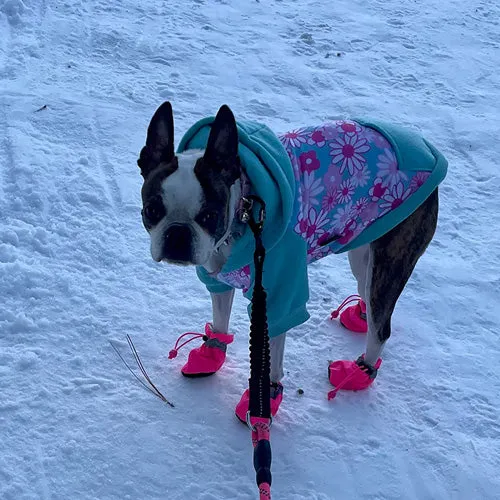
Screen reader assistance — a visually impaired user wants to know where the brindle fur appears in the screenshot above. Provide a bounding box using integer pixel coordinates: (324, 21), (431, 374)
(363, 188), (439, 364)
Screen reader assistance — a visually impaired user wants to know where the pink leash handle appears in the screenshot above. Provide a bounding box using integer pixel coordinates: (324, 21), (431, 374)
(259, 483), (271, 500)
(249, 416), (272, 499)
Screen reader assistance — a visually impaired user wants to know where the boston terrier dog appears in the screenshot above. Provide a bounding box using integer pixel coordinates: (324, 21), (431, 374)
(137, 101), (447, 419)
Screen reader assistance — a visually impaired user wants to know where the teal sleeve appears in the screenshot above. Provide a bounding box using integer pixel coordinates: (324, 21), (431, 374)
(244, 230), (310, 338)
(196, 266), (233, 294)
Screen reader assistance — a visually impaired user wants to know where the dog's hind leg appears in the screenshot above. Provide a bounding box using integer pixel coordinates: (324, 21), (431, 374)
(363, 188), (439, 366)
(348, 244), (370, 301)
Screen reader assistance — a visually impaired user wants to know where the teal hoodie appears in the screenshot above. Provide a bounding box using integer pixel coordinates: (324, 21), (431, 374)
(177, 117), (447, 338)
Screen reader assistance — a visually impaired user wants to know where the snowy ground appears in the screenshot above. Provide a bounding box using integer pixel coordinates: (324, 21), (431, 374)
(1, 0), (499, 498)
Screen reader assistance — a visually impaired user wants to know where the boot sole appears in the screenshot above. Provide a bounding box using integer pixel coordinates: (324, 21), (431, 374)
(235, 412), (246, 424)
(181, 371), (216, 378)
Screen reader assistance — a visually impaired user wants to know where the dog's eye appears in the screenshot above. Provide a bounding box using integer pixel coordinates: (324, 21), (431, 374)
(143, 199), (165, 225)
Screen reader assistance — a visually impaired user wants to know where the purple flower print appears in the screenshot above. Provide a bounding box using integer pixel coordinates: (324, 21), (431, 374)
(360, 202), (379, 225)
(379, 182), (412, 215)
(294, 207), (329, 244)
(352, 164), (370, 187)
(410, 171), (430, 193)
(336, 179), (355, 203)
(369, 177), (388, 201)
(299, 171), (324, 211)
(299, 150), (321, 173)
(352, 196), (370, 216)
(362, 127), (390, 149)
(330, 134), (370, 175)
(307, 129), (326, 148)
(280, 129), (308, 148)
(377, 148), (408, 187)
(324, 163), (342, 189)
(321, 186), (338, 212)
(335, 120), (362, 136)
(332, 202), (354, 231)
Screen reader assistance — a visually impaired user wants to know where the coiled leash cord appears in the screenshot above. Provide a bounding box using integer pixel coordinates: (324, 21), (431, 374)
(240, 195), (272, 500)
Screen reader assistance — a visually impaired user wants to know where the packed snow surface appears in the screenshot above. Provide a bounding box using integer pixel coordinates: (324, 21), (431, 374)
(1, 0), (499, 498)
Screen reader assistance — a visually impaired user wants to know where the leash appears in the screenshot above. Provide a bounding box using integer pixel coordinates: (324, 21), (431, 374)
(241, 195), (272, 500)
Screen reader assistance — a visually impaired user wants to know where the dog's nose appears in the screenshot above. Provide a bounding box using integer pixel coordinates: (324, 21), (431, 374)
(163, 224), (193, 263)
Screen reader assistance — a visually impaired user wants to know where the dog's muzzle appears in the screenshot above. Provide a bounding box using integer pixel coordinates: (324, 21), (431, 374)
(162, 223), (193, 263)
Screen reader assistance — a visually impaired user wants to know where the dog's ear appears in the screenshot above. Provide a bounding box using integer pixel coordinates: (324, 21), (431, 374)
(204, 105), (239, 175)
(137, 101), (175, 178)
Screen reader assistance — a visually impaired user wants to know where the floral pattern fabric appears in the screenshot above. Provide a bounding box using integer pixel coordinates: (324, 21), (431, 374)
(280, 121), (429, 264)
(216, 265), (251, 292)
(216, 121), (430, 289)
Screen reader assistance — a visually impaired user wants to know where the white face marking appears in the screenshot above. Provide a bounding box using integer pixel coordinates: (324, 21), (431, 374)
(149, 150), (217, 265)
(163, 151), (204, 222)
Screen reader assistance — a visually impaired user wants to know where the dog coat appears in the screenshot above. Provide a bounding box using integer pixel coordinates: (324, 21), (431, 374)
(178, 118), (448, 337)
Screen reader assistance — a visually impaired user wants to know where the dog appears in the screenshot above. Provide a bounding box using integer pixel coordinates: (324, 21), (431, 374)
(137, 101), (447, 417)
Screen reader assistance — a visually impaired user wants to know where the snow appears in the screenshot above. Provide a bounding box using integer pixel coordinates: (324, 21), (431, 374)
(1, 0), (499, 498)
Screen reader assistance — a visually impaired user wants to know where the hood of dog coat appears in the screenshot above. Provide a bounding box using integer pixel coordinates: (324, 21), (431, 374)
(177, 116), (295, 273)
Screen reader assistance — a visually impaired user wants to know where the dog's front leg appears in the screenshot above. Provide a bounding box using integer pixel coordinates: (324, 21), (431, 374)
(179, 290), (235, 377)
(270, 333), (286, 383)
(212, 290), (285, 383)
(211, 289), (235, 333)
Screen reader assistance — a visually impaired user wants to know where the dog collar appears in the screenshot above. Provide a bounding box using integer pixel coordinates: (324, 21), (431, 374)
(213, 171), (251, 252)
(236, 170), (252, 223)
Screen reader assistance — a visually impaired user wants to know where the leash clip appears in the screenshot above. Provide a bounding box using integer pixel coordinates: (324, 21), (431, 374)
(238, 196), (254, 223)
(240, 195), (266, 233)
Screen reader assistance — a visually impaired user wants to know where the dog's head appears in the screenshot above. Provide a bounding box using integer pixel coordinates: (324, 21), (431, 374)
(137, 102), (241, 266)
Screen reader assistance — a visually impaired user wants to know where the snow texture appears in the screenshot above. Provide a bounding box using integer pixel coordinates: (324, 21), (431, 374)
(1, 0), (499, 499)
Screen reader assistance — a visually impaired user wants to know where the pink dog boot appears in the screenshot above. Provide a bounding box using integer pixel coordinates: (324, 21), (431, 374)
(235, 383), (284, 423)
(168, 323), (234, 378)
(331, 295), (368, 333)
(328, 355), (382, 400)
